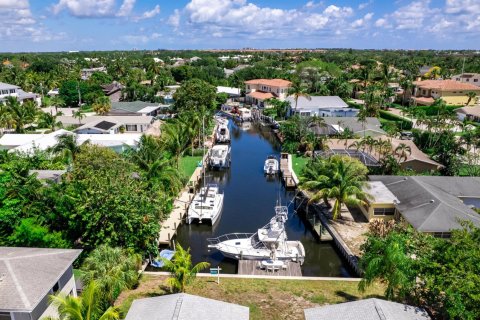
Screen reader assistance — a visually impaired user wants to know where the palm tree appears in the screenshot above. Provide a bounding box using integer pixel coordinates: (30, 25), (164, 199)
(50, 95), (65, 114)
(400, 78), (413, 106)
(80, 245), (141, 307)
(37, 112), (61, 131)
(46, 281), (119, 320)
(161, 243), (210, 293)
(92, 96), (111, 115)
(73, 110), (86, 125)
(394, 143), (412, 162)
(5, 97), (38, 133)
(288, 77), (311, 115)
(0, 102), (14, 134)
(466, 91), (477, 106)
(161, 122), (189, 168)
(301, 156), (369, 219)
(51, 133), (82, 164)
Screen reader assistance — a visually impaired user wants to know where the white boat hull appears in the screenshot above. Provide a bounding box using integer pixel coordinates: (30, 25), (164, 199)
(187, 186), (224, 225)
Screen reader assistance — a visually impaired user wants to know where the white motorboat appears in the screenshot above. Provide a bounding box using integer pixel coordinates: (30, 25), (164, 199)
(215, 123), (230, 144)
(207, 206), (306, 264)
(187, 184), (224, 225)
(209, 144), (231, 169)
(264, 155), (279, 175)
(215, 115), (229, 126)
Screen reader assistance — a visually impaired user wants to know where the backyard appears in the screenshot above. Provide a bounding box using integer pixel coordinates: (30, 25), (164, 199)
(116, 274), (384, 320)
(292, 155), (310, 178)
(179, 155), (203, 178)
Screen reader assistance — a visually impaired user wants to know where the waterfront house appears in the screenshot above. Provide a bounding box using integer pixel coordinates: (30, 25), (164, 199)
(455, 106), (480, 122)
(124, 294), (249, 320)
(324, 138), (442, 173)
(309, 117), (385, 138)
(245, 78), (292, 107)
(412, 80), (480, 106)
(304, 298), (430, 320)
(0, 247), (81, 320)
(451, 73), (480, 87)
(80, 67), (107, 80)
(364, 176), (480, 237)
(287, 96), (358, 117)
(58, 115), (153, 133)
(217, 86), (241, 98)
(0, 82), (42, 106)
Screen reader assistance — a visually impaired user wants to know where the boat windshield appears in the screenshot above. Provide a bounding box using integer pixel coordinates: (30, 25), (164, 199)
(211, 149), (226, 157)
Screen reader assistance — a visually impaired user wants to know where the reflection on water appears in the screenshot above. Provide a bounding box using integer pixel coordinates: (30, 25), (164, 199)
(174, 121), (353, 277)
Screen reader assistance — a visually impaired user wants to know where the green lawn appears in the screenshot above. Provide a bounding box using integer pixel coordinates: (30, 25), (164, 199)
(292, 155), (310, 178)
(179, 156), (203, 179)
(115, 275), (384, 320)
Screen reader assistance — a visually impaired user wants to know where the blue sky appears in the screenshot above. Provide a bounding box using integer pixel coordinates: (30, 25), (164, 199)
(1, 0), (479, 52)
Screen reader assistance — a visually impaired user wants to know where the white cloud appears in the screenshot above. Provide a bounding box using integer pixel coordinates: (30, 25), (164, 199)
(52, 0), (138, 18)
(133, 4), (160, 21)
(168, 9), (181, 29)
(358, 0), (373, 10)
(351, 12), (373, 28)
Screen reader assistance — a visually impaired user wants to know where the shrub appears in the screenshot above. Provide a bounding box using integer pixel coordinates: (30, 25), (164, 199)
(379, 110), (413, 130)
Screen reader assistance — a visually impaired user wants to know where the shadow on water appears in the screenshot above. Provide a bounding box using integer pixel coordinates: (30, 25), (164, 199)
(173, 120), (353, 277)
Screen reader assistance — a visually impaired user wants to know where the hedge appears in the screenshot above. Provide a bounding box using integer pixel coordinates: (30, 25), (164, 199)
(379, 110), (413, 130)
(412, 105), (458, 116)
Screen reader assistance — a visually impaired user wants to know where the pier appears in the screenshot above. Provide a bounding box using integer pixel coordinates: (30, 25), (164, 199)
(238, 260), (302, 277)
(280, 153), (298, 189)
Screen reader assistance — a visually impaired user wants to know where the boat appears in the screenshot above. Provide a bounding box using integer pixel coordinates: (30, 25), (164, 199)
(150, 249), (175, 268)
(264, 155), (279, 175)
(207, 206), (306, 264)
(215, 123), (230, 144)
(209, 144), (231, 169)
(187, 184), (224, 224)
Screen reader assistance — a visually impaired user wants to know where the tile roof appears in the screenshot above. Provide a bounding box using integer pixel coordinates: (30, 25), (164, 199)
(304, 298), (430, 320)
(244, 78), (292, 87)
(413, 79), (480, 91)
(247, 91), (275, 100)
(0, 247), (81, 312)
(125, 294), (249, 320)
(368, 176), (480, 232)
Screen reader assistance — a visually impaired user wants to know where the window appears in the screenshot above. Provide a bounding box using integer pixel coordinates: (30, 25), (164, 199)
(52, 282), (60, 293)
(474, 79), (478, 82)
(0, 312), (11, 320)
(9, 89), (15, 94)
(125, 124), (137, 132)
(466, 79), (470, 81)
(373, 207), (395, 216)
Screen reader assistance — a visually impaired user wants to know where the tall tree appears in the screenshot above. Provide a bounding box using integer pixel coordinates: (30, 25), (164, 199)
(92, 96), (111, 115)
(287, 77), (311, 115)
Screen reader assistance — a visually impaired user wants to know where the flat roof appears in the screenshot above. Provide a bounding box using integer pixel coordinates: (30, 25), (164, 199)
(286, 96), (348, 109)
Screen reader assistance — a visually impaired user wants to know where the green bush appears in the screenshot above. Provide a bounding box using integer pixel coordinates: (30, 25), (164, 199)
(413, 105), (458, 116)
(379, 110), (413, 130)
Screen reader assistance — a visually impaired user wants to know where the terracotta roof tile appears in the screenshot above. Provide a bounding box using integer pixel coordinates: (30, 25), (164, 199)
(246, 91), (275, 100)
(414, 80), (480, 91)
(244, 78), (292, 87)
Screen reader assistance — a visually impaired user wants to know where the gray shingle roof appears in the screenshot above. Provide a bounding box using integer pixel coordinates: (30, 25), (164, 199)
(111, 101), (161, 113)
(304, 298), (430, 320)
(368, 176), (480, 232)
(310, 117), (385, 136)
(0, 247), (81, 312)
(0, 82), (20, 90)
(125, 293), (249, 320)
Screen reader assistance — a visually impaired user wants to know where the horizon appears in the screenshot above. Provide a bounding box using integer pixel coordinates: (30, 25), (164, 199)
(2, 0), (480, 53)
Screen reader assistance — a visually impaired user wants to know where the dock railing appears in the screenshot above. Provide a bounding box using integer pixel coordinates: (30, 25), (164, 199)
(207, 233), (254, 246)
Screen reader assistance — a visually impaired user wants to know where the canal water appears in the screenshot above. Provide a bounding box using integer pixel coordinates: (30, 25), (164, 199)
(175, 120), (353, 277)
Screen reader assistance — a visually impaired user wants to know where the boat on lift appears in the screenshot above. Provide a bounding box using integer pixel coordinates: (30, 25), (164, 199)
(209, 144), (231, 169)
(263, 155), (279, 175)
(207, 206), (305, 264)
(215, 123), (231, 144)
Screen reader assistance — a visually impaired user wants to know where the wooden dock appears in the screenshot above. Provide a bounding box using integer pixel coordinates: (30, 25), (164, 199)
(280, 153), (298, 189)
(238, 260), (302, 277)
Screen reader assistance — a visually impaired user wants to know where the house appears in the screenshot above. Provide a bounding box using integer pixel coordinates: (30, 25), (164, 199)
(224, 64), (249, 77)
(153, 57), (164, 64)
(124, 294), (249, 320)
(324, 137), (442, 172)
(455, 106), (480, 122)
(101, 81), (124, 103)
(365, 176), (480, 236)
(287, 96), (357, 117)
(0, 129), (142, 153)
(310, 117), (385, 137)
(412, 80), (480, 106)
(0, 82), (42, 106)
(217, 86), (241, 97)
(109, 101), (167, 116)
(451, 73), (480, 87)
(0, 247), (81, 320)
(245, 79), (292, 107)
(304, 298), (430, 320)
(58, 115), (153, 133)
(80, 67), (107, 80)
